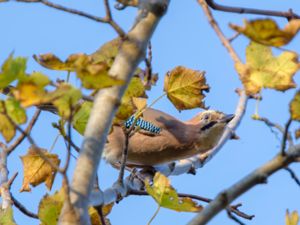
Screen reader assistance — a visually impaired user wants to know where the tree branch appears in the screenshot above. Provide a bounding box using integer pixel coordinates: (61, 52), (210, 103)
(13, 0), (125, 37)
(188, 144), (300, 225)
(58, 1), (170, 224)
(205, 0), (300, 20)
(11, 195), (39, 219)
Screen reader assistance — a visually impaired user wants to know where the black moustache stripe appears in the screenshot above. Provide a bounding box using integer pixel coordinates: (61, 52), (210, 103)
(200, 121), (217, 131)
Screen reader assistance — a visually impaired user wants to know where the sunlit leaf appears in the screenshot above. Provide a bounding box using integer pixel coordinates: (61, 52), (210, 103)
(164, 66), (209, 111)
(145, 172), (202, 212)
(5, 98), (27, 124)
(286, 210), (299, 225)
(52, 83), (82, 118)
(72, 101), (93, 135)
(230, 19), (300, 47)
(132, 97), (147, 112)
(0, 98), (26, 142)
(0, 54), (27, 88)
(38, 189), (64, 225)
(91, 38), (120, 66)
(0, 207), (17, 225)
(236, 42), (299, 95)
(20, 146), (61, 192)
(39, 189), (113, 225)
(115, 76), (147, 123)
(33, 53), (84, 71)
(290, 90), (300, 121)
(13, 72), (51, 107)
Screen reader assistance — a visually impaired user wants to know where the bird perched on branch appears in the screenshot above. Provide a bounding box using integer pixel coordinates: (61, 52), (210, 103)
(104, 108), (234, 166)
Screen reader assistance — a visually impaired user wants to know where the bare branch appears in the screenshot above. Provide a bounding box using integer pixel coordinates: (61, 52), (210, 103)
(253, 116), (293, 147)
(198, 0), (242, 65)
(6, 109), (41, 155)
(59, 1), (170, 224)
(13, 0), (126, 37)
(284, 167), (300, 187)
(187, 143), (300, 225)
(205, 0), (300, 20)
(281, 118), (293, 156)
(11, 195), (39, 219)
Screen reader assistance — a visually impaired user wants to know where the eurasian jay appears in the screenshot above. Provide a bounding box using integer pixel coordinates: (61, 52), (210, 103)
(104, 108), (234, 166)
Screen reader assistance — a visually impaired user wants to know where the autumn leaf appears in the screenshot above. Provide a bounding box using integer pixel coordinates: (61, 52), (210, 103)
(230, 19), (300, 47)
(38, 189), (64, 225)
(91, 38), (120, 66)
(295, 129), (300, 139)
(290, 90), (300, 121)
(115, 76), (147, 123)
(39, 189), (113, 225)
(145, 172), (202, 212)
(164, 66), (209, 111)
(20, 146), (61, 192)
(72, 101), (93, 135)
(75, 55), (124, 89)
(236, 42), (299, 95)
(132, 97), (147, 112)
(13, 72), (51, 107)
(0, 98), (27, 142)
(52, 83), (82, 118)
(0, 207), (17, 225)
(0, 53), (27, 88)
(33, 53), (84, 71)
(286, 210), (299, 225)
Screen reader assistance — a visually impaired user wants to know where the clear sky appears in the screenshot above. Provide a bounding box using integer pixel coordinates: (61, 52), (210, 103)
(0, 0), (300, 225)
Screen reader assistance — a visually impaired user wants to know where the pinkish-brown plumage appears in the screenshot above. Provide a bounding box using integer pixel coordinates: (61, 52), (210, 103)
(104, 108), (233, 166)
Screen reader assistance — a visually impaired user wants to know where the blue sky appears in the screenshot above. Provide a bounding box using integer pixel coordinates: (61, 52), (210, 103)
(0, 0), (300, 224)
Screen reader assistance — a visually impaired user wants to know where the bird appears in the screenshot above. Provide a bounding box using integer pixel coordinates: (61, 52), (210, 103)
(103, 108), (234, 166)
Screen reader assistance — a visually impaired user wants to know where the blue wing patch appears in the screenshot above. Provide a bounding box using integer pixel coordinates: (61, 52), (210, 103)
(124, 115), (161, 134)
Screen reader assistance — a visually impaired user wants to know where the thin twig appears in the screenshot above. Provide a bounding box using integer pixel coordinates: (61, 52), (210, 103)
(284, 167), (300, 187)
(117, 132), (130, 186)
(6, 109), (41, 155)
(281, 118), (293, 156)
(198, 0), (241, 65)
(254, 116), (293, 147)
(11, 195), (39, 219)
(226, 209), (245, 225)
(14, 0), (126, 37)
(205, 0), (300, 20)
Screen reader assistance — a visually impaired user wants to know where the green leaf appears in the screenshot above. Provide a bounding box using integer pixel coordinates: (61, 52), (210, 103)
(290, 90), (300, 121)
(145, 172), (202, 212)
(0, 53), (27, 88)
(236, 42), (299, 95)
(52, 84), (82, 118)
(5, 98), (27, 124)
(0, 207), (17, 225)
(230, 19), (300, 47)
(164, 66), (209, 111)
(72, 101), (93, 135)
(38, 189), (65, 225)
(91, 38), (120, 66)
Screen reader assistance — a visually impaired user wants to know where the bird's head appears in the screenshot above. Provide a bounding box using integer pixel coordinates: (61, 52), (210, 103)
(186, 110), (234, 149)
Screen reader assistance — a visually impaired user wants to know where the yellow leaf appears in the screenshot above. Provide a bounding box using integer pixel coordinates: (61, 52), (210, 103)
(295, 129), (300, 139)
(5, 98), (27, 124)
(132, 97), (147, 112)
(236, 42), (299, 95)
(145, 172), (202, 212)
(115, 76), (147, 123)
(290, 90), (300, 121)
(33, 53), (84, 71)
(91, 38), (120, 66)
(286, 210), (299, 225)
(164, 66), (209, 111)
(0, 206), (17, 225)
(230, 19), (300, 47)
(20, 146), (60, 192)
(0, 113), (15, 142)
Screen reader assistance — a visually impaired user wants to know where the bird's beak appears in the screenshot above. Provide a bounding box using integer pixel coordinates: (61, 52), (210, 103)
(220, 114), (235, 123)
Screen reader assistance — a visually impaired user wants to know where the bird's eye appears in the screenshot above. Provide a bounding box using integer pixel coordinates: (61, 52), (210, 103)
(203, 114), (210, 121)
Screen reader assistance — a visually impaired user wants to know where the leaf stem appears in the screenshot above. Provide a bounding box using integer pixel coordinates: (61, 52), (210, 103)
(147, 206), (161, 225)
